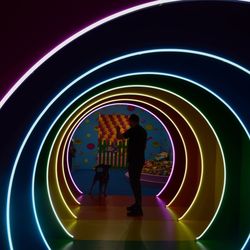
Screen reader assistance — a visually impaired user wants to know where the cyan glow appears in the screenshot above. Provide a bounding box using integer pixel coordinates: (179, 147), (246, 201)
(7, 46), (249, 246)
(241, 233), (250, 250)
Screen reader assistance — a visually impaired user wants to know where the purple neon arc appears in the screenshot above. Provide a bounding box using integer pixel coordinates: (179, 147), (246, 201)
(66, 102), (175, 197)
(66, 139), (83, 195)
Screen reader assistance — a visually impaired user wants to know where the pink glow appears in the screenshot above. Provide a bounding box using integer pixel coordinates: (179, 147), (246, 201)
(67, 102), (175, 196)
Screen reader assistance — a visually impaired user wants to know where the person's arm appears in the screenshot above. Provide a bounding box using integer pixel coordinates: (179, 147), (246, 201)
(116, 126), (125, 140)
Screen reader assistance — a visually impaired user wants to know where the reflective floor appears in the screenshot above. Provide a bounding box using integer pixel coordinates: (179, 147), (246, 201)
(55, 195), (213, 250)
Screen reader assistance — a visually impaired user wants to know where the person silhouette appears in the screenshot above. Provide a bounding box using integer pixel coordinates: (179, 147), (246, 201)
(116, 114), (147, 216)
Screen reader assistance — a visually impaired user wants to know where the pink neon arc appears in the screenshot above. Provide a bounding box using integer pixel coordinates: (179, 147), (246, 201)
(67, 102), (175, 197)
(66, 139), (83, 195)
(0, 0), (182, 109)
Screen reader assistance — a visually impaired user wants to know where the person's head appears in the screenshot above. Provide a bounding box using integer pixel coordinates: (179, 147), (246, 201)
(129, 114), (140, 127)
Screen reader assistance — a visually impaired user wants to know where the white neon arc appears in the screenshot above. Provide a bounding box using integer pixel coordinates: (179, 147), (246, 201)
(3, 0), (248, 246)
(51, 97), (178, 206)
(44, 100), (176, 236)
(74, 84), (223, 238)
(8, 71), (230, 249)
(37, 80), (222, 242)
(241, 233), (250, 250)
(6, 47), (250, 248)
(7, 61), (246, 249)
(48, 132), (78, 219)
(63, 94), (188, 199)
(1, 0), (250, 111)
(1, 0), (186, 110)
(5, 47), (250, 138)
(69, 102), (175, 191)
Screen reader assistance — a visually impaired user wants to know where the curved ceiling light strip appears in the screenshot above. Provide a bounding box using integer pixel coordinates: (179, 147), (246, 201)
(6, 60), (246, 248)
(32, 71), (241, 247)
(55, 88), (200, 206)
(36, 82), (201, 242)
(47, 133), (78, 219)
(46, 98), (177, 220)
(59, 94), (190, 203)
(40, 79), (224, 242)
(1, 1), (248, 248)
(45, 95), (195, 238)
(8, 48), (250, 248)
(1, 0), (190, 110)
(55, 98), (181, 201)
(56, 81), (225, 238)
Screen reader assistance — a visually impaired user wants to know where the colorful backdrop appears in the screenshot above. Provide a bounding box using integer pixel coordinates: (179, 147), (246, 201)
(72, 104), (173, 169)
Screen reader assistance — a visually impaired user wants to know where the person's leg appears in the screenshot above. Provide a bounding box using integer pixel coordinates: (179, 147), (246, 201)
(127, 162), (143, 216)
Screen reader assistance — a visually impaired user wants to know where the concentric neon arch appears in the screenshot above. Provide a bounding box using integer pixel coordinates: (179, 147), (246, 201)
(49, 86), (200, 204)
(46, 100), (177, 220)
(7, 47), (249, 246)
(65, 103), (177, 197)
(6, 73), (243, 245)
(47, 97), (202, 240)
(53, 95), (192, 213)
(66, 102), (176, 193)
(46, 98), (176, 220)
(7, 51), (249, 248)
(7, 48), (250, 247)
(2, 1), (249, 249)
(46, 98), (195, 239)
(48, 86), (224, 235)
(31, 71), (227, 247)
(50, 94), (200, 218)
(52, 94), (188, 215)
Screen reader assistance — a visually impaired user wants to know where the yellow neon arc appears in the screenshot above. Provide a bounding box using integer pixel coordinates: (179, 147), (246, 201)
(47, 137), (77, 219)
(47, 85), (225, 240)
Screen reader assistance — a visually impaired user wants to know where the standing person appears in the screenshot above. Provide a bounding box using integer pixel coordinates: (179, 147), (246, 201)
(116, 114), (147, 216)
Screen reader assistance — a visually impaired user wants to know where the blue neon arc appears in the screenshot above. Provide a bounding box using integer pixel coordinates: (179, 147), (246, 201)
(67, 102), (175, 193)
(10, 71), (235, 248)
(3, 0), (250, 249)
(6, 54), (250, 249)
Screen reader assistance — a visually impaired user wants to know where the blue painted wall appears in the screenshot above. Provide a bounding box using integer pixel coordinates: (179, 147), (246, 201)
(72, 104), (172, 169)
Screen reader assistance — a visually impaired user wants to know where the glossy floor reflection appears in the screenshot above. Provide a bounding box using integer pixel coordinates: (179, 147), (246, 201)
(50, 195), (243, 250)
(69, 195), (203, 241)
